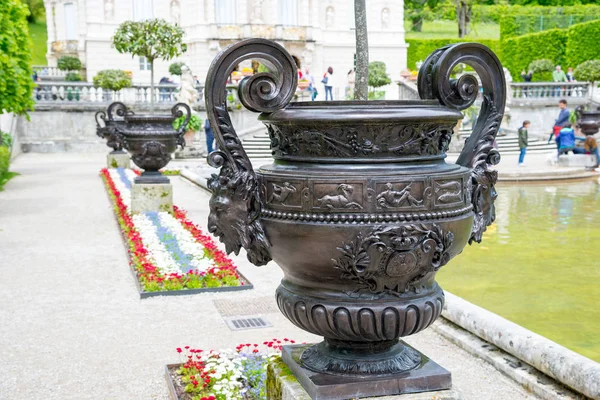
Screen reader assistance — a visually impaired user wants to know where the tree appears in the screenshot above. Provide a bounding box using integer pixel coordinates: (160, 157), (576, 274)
(455, 0), (473, 38)
(93, 70), (133, 92)
(354, 0), (369, 101)
(574, 60), (600, 97)
(113, 19), (187, 106)
(169, 62), (185, 76)
(20, 0), (45, 23)
(405, 0), (440, 32)
(368, 61), (391, 99)
(0, 0), (34, 116)
(57, 56), (82, 72)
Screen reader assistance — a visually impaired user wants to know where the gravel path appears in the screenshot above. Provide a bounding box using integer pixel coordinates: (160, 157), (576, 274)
(0, 154), (539, 400)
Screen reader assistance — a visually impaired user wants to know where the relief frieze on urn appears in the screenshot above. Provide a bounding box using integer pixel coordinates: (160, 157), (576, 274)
(204, 38), (505, 399)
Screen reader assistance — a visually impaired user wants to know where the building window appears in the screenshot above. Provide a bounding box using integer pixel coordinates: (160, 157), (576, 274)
(215, 0), (236, 24)
(133, 0), (153, 21)
(139, 56), (151, 71)
(279, 0), (298, 26)
(64, 2), (78, 40)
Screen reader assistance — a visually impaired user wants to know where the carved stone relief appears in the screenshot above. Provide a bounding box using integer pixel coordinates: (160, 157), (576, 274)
(434, 179), (464, 208)
(375, 182), (426, 209)
(315, 183), (363, 210)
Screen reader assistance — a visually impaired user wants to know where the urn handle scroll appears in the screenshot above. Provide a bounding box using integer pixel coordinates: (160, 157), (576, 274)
(204, 39), (298, 266)
(418, 43), (506, 244)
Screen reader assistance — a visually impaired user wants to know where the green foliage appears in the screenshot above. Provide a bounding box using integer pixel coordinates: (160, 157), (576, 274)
(169, 61), (185, 76)
(406, 39), (500, 70)
(566, 20), (600, 69)
(500, 29), (567, 80)
(92, 69), (132, 91)
(57, 55), (81, 71)
(28, 22), (47, 65)
(113, 19), (187, 63)
(499, 5), (600, 39)
(173, 115), (202, 132)
(1, 132), (13, 148)
(0, 0), (35, 116)
(573, 60), (600, 84)
(0, 146), (17, 191)
(368, 61), (391, 89)
(20, 0), (45, 23)
(65, 72), (83, 82)
(527, 59), (555, 82)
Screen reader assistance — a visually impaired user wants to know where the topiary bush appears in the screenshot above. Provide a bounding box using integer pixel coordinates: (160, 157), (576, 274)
(528, 59), (555, 82)
(574, 60), (600, 90)
(93, 70), (132, 92)
(169, 62), (185, 76)
(57, 56), (82, 72)
(65, 72), (83, 82)
(566, 20), (600, 69)
(500, 29), (567, 80)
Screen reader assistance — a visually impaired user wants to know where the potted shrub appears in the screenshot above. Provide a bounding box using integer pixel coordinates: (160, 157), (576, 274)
(93, 69), (132, 101)
(57, 55), (83, 81)
(113, 19), (187, 108)
(173, 114), (202, 146)
(574, 59), (600, 98)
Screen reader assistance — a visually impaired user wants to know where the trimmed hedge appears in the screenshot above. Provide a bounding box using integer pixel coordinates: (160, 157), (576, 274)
(407, 39), (500, 70)
(499, 5), (600, 39)
(566, 20), (600, 69)
(501, 28), (567, 81)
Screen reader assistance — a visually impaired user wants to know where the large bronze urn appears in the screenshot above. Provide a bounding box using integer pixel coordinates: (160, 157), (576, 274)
(103, 102), (191, 183)
(575, 105), (600, 136)
(205, 39), (505, 399)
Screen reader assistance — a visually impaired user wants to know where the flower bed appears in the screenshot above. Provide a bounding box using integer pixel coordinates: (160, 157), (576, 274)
(101, 168), (251, 296)
(166, 339), (296, 400)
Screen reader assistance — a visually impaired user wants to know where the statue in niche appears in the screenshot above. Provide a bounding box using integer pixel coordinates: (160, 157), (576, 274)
(170, 0), (181, 25)
(104, 0), (114, 20)
(381, 8), (390, 29)
(250, 0), (264, 24)
(326, 7), (335, 28)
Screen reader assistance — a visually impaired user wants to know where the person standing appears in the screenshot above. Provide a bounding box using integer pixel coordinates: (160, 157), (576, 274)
(204, 118), (215, 153)
(552, 65), (567, 97)
(322, 67), (334, 101)
(304, 68), (317, 101)
(520, 70), (533, 82)
(518, 120), (530, 166)
(549, 99), (570, 150)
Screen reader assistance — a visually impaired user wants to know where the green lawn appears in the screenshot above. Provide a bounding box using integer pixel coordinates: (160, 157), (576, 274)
(29, 22), (48, 65)
(405, 20), (499, 40)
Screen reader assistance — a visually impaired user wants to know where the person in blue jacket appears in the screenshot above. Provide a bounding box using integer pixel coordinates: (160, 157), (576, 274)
(557, 124), (585, 155)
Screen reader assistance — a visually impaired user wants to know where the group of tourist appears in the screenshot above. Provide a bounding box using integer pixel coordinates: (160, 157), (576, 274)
(520, 65), (579, 97)
(518, 99), (599, 168)
(300, 67), (358, 101)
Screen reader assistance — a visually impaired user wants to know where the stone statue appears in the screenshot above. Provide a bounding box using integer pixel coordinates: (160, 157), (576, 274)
(326, 7), (335, 28)
(503, 67), (513, 106)
(176, 66), (199, 107)
(170, 0), (181, 25)
(381, 8), (390, 29)
(250, 0), (264, 23)
(104, 0), (114, 20)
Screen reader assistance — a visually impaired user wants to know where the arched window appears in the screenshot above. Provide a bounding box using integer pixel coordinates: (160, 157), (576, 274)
(215, 0), (236, 24)
(279, 0), (298, 26)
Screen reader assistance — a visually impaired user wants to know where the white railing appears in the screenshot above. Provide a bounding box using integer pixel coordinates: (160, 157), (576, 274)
(511, 82), (590, 100)
(33, 82), (205, 105)
(32, 66), (67, 79)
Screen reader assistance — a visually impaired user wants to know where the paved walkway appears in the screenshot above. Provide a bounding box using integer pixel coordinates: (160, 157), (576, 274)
(0, 154), (539, 399)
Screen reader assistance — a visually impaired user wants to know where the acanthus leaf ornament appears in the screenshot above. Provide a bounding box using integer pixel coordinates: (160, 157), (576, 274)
(204, 39), (297, 266)
(418, 42), (506, 244)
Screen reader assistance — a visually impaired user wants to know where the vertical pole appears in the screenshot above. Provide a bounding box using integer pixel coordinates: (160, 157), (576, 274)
(353, 0), (369, 101)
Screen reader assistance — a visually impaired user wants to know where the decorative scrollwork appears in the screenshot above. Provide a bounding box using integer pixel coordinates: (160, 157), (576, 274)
(332, 224), (454, 296)
(106, 101), (132, 121)
(171, 103), (191, 149)
(205, 39), (298, 265)
(418, 42), (506, 244)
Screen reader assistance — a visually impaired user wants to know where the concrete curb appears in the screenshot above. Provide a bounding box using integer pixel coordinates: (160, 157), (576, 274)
(180, 168), (210, 192)
(443, 292), (600, 399)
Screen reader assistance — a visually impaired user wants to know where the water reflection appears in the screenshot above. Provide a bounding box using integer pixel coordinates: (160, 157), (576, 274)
(438, 178), (600, 361)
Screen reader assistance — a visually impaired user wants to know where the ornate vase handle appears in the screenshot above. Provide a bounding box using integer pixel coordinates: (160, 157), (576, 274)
(417, 43), (506, 244)
(172, 102), (192, 149)
(204, 38), (298, 266)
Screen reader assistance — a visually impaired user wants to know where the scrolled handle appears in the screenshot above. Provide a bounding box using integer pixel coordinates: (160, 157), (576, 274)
(204, 38), (297, 266)
(418, 43), (506, 244)
(106, 102), (132, 121)
(171, 103), (192, 149)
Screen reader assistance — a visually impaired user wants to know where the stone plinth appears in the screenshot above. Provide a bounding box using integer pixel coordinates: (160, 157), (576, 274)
(131, 183), (173, 214)
(107, 152), (130, 169)
(267, 344), (459, 400)
(557, 154), (596, 168)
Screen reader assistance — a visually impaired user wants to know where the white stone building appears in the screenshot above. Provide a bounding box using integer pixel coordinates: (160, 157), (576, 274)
(43, 0), (407, 99)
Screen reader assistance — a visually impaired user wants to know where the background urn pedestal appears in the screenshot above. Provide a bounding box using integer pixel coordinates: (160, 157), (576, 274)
(106, 152), (130, 169)
(277, 344), (454, 400)
(130, 182), (173, 214)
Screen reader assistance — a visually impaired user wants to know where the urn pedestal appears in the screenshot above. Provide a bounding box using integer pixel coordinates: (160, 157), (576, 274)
(204, 39), (505, 399)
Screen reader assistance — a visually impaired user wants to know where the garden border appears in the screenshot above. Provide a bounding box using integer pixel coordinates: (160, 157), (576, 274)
(101, 170), (254, 299)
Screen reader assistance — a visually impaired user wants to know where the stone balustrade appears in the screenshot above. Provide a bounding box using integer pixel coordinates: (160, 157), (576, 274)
(32, 66), (67, 80)
(511, 81), (591, 104)
(32, 82), (206, 106)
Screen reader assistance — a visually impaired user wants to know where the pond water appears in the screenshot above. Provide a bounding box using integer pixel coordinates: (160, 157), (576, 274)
(437, 178), (600, 362)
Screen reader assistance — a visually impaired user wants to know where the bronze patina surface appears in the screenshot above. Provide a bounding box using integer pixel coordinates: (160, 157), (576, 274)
(204, 39), (505, 399)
